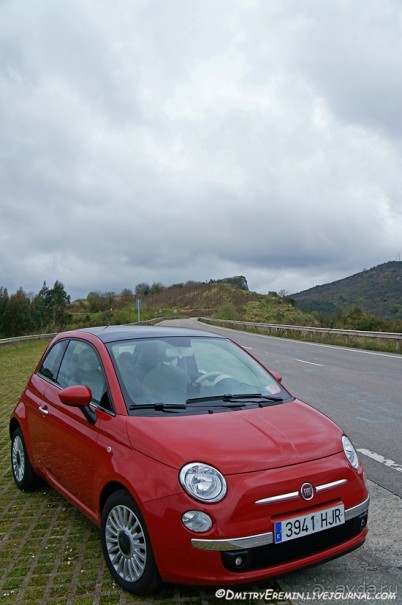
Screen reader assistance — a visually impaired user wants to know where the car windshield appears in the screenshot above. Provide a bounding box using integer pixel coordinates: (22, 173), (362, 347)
(107, 336), (292, 415)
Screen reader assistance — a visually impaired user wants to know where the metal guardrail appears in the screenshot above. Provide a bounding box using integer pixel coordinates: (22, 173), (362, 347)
(200, 318), (402, 353)
(1, 319), (401, 353)
(0, 332), (58, 346)
(0, 318), (179, 347)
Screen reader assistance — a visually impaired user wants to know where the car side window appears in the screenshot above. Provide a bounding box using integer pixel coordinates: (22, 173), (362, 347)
(58, 340), (112, 411)
(39, 340), (68, 381)
(57, 341), (82, 388)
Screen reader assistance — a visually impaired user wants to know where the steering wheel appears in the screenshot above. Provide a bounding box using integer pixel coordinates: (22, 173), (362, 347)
(195, 371), (231, 387)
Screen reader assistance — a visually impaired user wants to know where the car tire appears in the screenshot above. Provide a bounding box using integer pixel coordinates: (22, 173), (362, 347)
(101, 489), (162, 595)
(11, 427), (40, 491)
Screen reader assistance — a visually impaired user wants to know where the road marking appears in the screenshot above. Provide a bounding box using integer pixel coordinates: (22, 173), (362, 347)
(355, 416), (392, 424)
(295, 359), (323, 366)
(357, 448), (402, 473)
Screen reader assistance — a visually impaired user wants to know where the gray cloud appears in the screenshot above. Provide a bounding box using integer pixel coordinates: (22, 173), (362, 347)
(1, 0), (401, 300)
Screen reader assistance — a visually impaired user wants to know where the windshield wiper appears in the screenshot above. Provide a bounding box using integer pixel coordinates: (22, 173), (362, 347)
(186, 395), (232, 404)
(186, 393), (284, 405)
(129, 403), (186, 411)
(223, 393), (284, 402)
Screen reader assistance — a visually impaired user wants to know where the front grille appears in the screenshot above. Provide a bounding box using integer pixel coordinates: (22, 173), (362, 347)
(221, 512), (367, 573)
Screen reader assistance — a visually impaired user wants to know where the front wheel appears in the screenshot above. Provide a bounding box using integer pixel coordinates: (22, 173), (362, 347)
(101, 490), (161, 595)
(11, 427), (40, 491)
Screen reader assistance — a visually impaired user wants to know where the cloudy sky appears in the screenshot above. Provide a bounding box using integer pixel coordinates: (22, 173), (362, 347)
(1, 0), (401, 300)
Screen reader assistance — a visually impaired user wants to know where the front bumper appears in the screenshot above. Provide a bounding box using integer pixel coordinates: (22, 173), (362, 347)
(142, 454), (369, 585)
(191, 495), (369, 552)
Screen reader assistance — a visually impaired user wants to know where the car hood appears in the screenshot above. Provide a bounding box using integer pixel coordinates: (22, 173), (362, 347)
(126, 400), (343, 474)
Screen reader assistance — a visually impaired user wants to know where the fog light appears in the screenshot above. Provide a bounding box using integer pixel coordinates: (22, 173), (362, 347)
(222, 550), (251, 572)
(182, 511), (213, 533)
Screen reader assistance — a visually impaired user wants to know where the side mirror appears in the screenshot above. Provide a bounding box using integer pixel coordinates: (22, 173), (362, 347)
(59, 386), (96, 425)
(59, 385), (92, 407)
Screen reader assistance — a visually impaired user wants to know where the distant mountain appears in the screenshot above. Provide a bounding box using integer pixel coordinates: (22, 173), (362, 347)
(292, 261), (402, 320)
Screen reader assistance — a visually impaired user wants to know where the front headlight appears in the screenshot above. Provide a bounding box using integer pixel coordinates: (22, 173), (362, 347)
(179, 462), (227, 503)
(342, 435), (359, 470)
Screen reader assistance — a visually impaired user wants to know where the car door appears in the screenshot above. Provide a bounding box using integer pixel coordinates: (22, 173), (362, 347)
(25, 339), (69, 468)
(36, 339), (108, 513)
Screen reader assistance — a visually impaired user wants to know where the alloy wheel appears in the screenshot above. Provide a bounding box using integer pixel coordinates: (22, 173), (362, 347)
(105, 504), (147, 582)
(12, 434), (25, 483)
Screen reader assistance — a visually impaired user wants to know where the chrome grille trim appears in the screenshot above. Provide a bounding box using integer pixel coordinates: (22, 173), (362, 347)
(191, 531), (274, 551)
(316, 479), (348, 493)
(256, 491), (299, 505)
(256, 478), (348, 505)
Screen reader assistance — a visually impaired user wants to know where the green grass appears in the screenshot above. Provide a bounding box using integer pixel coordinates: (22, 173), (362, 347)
(0, 340), (284, 604)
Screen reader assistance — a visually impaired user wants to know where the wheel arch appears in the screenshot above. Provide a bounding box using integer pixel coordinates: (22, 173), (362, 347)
(9, 417), (20, 439)
(9, 415), (38, 471)
(100, 481), (133, 514)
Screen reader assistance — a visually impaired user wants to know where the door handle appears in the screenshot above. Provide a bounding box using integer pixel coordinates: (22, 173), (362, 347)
(38, 405), (49, 416)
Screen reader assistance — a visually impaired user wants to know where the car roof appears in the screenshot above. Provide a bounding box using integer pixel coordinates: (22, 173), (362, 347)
(77, 324), (223, 344)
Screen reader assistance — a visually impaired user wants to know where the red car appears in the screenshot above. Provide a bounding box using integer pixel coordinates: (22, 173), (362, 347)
(10, 326), (369, 595)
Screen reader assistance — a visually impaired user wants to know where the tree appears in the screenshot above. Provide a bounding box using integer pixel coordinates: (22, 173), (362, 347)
(31, 281), (50, 331)
(87, 291), (117, 313)
(149, 282), (165, 295)
(336, 306), (384, 331)
(119, 289), (134, 304)
(0, 286), (9, 336)
(135, 282), (150, 297)
(87, 291), (103, 313)
(1, 288), (32, 337)
(45, 281), (71, 329)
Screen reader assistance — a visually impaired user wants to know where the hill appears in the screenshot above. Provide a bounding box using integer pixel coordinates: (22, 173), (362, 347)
(292, 261), (402, 320)
(70, 277), (318, 329)
(142, 281), (317, 325)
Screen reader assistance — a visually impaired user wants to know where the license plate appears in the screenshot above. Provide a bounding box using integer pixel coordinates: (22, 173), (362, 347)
(274, 504), (345, 544)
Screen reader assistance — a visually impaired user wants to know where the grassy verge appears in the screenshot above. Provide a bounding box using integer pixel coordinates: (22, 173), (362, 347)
(0, 341), (284, 604)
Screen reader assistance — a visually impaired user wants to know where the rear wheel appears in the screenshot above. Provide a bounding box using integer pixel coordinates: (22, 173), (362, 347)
(101, 490), (161, 595)
(11, 428), (40, 491)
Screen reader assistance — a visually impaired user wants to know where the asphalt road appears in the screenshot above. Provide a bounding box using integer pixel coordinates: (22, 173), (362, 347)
(161, 319), (402, 604)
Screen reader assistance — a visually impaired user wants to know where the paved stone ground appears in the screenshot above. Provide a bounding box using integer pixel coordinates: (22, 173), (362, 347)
(0, 484), (286, 605)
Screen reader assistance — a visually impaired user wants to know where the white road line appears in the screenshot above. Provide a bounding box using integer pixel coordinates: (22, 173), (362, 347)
(357, 448), (402, 473)
(295, 359), (323, 366)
